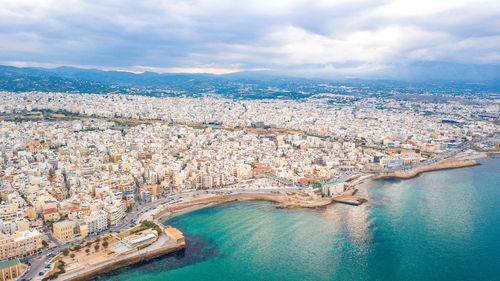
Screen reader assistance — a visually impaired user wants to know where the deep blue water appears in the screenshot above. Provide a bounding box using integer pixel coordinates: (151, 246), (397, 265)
(98, 157), (500, 281)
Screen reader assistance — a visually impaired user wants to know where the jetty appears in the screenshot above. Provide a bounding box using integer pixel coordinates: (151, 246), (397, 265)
(333, 189), (366, 206)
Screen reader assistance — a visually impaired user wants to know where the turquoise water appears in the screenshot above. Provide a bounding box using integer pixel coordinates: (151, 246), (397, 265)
(99, 157), (500, 281)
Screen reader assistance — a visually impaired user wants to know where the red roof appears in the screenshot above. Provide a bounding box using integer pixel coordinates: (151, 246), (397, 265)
(43, 208), (58, 215)
(252, 166), (271, 172)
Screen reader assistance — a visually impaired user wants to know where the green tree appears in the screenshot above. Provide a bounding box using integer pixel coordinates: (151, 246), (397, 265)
(42, 240), (48, 248)
(62, 249), (69, 256)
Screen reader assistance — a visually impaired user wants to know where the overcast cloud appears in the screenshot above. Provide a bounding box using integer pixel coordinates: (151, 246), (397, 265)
(1, 0), (499, 75)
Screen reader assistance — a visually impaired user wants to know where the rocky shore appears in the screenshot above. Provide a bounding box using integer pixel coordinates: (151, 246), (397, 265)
(235, 193), (333, 208)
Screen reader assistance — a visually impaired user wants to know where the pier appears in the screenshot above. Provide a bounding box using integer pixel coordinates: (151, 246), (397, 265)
(333, 189), (366, 206)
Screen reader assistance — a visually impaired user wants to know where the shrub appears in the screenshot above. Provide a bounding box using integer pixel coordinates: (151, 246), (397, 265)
(42, 260), (66, 281)
(137, 243), (152, 250)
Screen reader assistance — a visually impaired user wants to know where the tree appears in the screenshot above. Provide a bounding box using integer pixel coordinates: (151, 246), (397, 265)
(62, 249), (69, 256)
(94, 244), (100, 251)
(42, 240), (48, 248)
(85, 248), (90, 255)
(102, 241), (109, 248)
(73, 245), (82, 252)
(70, 253), (75, 258)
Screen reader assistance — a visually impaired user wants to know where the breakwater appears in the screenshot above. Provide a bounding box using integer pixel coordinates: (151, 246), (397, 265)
(375, 158), (478, 180)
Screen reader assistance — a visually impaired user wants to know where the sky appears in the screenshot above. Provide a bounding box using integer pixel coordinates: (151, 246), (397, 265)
(1, 0), (500, 77)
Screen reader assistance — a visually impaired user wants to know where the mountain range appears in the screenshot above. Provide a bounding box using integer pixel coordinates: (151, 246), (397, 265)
(1, 62), (499, 98)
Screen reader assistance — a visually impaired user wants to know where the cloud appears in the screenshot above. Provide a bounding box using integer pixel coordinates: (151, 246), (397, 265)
(0, 0), (499, 75)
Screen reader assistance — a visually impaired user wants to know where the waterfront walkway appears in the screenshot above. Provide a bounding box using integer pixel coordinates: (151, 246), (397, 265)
(59, 232), (182, 281)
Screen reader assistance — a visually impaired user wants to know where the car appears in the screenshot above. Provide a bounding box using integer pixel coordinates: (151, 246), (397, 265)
(39, 272), (44, 276)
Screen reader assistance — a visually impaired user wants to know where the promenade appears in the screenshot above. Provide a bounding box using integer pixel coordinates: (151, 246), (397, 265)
(59, 231), (185, 281)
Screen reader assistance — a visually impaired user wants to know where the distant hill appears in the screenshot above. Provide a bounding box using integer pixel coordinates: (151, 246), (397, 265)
(0, 65), (120, 94)
(1, 63), (499, 98)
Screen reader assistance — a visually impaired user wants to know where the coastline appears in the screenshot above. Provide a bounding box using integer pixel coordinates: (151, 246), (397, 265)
(155, 192), (333, 223)
(62, 156), (489, 281)
(155, 196), (239, 222)
(156, 158), (482, 223)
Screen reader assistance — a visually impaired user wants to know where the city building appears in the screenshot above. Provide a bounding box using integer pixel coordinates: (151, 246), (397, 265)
(0, 230), (42, 260)
(53, 220), (74, 242)
(105, 201), (125, 226)
(85, 211), (108, 234)
(0, 259), (25, 281)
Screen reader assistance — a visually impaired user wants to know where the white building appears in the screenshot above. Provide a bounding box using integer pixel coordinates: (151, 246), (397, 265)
(85, 210), (108, 234)
(105, 200), (125, 226)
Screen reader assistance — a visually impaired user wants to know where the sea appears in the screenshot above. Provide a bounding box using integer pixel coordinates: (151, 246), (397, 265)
(98, 156), (500, 281)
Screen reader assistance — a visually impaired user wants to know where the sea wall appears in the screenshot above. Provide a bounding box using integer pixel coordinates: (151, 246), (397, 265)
(375, 158), (478, 180)
(155, 196), (238, 221)
(63, 242), (185, 281)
